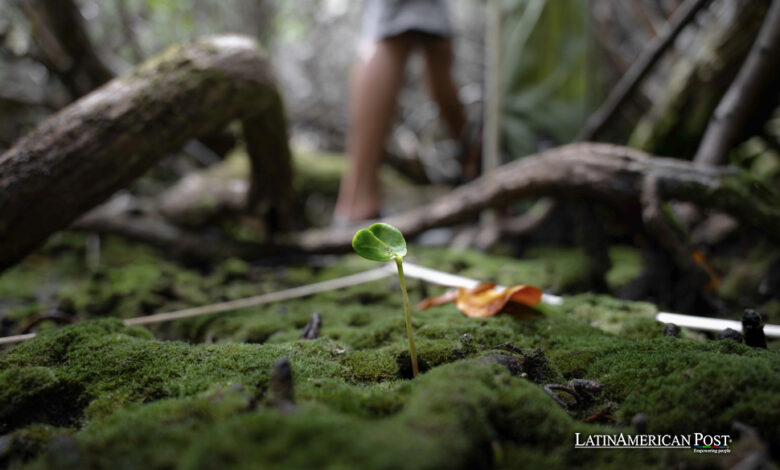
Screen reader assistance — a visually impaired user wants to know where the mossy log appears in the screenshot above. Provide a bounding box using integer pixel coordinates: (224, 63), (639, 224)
(0, 35), (293, 272)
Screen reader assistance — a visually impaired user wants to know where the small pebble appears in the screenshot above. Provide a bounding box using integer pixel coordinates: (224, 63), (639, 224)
(663, 323), (680, 337)
(632, 413), (648, 435)
(717, 328), (742, 343)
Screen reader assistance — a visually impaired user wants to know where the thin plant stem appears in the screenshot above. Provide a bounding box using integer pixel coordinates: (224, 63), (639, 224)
(395, 258), (419, 377)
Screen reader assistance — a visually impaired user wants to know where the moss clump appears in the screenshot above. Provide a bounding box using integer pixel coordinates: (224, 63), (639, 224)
(2, 296), (778, 469)
(0, 424), (73, 468)
(13, 357), (668, 470)
(1, 241), (778, 468)
(0, 233), (644, 342)
(586, 338), (780, 438)
(0, 367), (83, 433)
(562, 294), (660, 338)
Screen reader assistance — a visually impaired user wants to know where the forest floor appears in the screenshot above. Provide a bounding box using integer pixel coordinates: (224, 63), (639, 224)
(0, 231), (778, 469)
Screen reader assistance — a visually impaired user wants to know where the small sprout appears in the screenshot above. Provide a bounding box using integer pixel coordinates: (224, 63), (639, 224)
(352, 223), (418, 377)
(351, 223), (407, 262)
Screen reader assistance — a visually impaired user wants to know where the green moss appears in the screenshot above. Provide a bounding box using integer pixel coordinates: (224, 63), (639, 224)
(605, 245), (642, 289)
(0, 424), (74, 468)
(586, 338), (780, 439)
(562, 294), (659, 338)
(1, 239), (778, 468)
(0, 365), (87, 438)
(409, 246), (591, 294)
(16, 360), (669, 470)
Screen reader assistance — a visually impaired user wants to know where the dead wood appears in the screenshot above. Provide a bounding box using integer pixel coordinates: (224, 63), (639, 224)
(70, 144), (779, 279)
(301, 312), (322, 340)
(0, 35), (292, 271)
(298, 143), (780, 252)
(693, 0), (780, 166)
(72, 211), (271, 262)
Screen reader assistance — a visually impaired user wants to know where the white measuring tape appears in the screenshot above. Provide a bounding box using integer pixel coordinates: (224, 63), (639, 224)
(0, 262), (777, 346)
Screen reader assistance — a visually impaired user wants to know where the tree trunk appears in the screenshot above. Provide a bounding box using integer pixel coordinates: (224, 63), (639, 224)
(0, 35), (292, 271)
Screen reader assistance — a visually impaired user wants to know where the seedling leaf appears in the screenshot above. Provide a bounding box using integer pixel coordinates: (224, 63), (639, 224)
(351, 223), (417, 377)
(352, 223), (407, 262)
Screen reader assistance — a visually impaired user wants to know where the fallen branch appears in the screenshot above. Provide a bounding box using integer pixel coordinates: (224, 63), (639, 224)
(299, 143), (780, 253)
(577, 0), (711, 141)
(0, 35), (292, 272)
(73, 143), (780, 274)
(72, 211), (270, 262)
(693, 0), (780, 166)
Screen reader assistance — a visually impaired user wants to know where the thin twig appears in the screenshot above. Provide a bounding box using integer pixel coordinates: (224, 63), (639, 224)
(300, 312), (322, 340)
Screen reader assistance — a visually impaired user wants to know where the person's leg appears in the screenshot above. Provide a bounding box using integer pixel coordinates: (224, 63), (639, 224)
(334, 35), (415, 222)
(422, 37), (480, 179)
(421, 38), (466, 141)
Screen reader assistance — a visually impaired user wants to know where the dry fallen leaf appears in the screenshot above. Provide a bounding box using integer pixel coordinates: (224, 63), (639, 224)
(416, 282), (543, 318)
(416, 282), (494, 310)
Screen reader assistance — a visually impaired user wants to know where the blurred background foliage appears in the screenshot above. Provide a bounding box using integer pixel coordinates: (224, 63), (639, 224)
(0, 0), (777, 176)
(500, 0), (591, 157)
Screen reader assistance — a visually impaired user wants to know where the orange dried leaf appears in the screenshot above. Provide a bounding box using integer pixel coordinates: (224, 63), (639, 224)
(416, 283), (495, 311)
(456, 283), (543, 318)
(415, 290), (458, 310)
(417, 282), (543, 318)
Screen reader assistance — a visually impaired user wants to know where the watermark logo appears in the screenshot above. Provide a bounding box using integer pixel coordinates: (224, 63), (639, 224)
(574, 433), (731, 453)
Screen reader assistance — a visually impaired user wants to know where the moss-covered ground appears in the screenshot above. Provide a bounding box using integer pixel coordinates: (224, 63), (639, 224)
(0, 235), (778, 469)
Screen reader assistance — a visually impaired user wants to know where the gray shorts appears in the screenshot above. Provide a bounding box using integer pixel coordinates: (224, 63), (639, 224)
(362, 0), (453, 40)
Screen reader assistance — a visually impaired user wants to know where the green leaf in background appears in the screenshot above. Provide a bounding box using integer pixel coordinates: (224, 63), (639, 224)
(500, 0), (593, 156)
(352, 223), (407, 262)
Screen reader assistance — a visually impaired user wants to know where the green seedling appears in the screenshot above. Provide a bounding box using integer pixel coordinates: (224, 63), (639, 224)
(352, 223), (419, 377)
